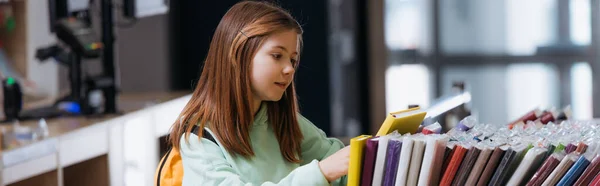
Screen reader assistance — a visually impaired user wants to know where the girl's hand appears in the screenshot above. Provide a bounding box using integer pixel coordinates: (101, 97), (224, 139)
(318, 146), (350, 182)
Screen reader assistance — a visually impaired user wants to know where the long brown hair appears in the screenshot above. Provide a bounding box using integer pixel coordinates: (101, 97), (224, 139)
(169, 1), (304, 163)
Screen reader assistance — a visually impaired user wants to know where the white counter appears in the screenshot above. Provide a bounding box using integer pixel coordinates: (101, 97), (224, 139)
(0, 93), (191, 186)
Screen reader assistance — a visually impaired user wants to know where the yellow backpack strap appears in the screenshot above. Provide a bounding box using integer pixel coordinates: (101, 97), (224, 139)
(155, 125), (219, 186)
(155, 147), (173, 186)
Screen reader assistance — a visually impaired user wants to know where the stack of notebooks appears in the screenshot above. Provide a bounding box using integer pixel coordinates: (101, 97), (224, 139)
(348, 107), (600, 186)
(348, 107), (427, 186)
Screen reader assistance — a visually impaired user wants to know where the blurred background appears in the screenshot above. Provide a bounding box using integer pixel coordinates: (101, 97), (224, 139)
(2, 0), (599, 140)
(0, 0), (598, 185)
(168, 0), (600, 137)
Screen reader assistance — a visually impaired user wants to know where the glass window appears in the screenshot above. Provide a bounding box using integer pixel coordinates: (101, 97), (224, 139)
(383, 0), (589, 125)
(506, 63), (559, 121)
(439, 64), (559, 125)
(385, 0), (432, 53)
(385, 64), (431, 113)
(441, 65), (509, 125)
(570, 0), (591, 45)
(440, 0), (557, 55)
(571, 62), (593, 119)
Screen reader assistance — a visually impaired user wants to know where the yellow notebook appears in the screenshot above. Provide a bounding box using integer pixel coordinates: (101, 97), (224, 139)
(347, 135), (372, 186)
(375, 107), (427, 136)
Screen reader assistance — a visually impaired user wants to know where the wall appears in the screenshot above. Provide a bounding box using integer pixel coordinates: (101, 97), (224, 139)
(114, 14), (170, 92)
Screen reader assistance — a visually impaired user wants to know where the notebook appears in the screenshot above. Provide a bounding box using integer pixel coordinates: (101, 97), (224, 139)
(476, 146), (506, 186)
(383, 138), (403, 186)
(394, 136), (414, 186)
(452, 146), (481, 186)
(557, 154), (592, 186)
(422, 123), (442, 135)
(575, 142), (588, 154)
(429, 136), (449, 186)
(589, 171), (600, 185)
(406, 138), (426, 186)
(348, 135), (372, 186)
(542, 153), (579, 186)
(573, 154), (600, 186)
(526, 152), (564, 186)
(544, 145), (556, 160)
(488, 145), (529, 186)
(440, 145), (456, 177)
(566, 143), (577, 154)
(373, 133), (399, 186)
(464, 147), (493, 185)
(417, 135), (448, 186)
(376, 107), (427, 136)
(506, 147), (547, 186)
(361, 137), (380, 186)
(417, 136), (437, 186)
(439, 145), (468, 186)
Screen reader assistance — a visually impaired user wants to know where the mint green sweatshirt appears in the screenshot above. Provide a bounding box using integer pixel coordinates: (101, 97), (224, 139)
(179, 103), (348, 186)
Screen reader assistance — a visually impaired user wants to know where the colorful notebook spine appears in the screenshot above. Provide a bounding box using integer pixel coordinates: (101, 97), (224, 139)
(476, 147), (505, 186)
(503, 145), (531, 184)
(556, 154), (591, 186)
(417, 135), (448, 186)
(441, 146), (455, 176)
(429, 137), (449, 186)
(451, 146), (481, 186)
(590, 172), (600, 185)
(573, 154), (600, 186)
(383, 139), (403, 186)
(555, 143), (566, 153)
(372, 135), (392, 186)
(394, 136), (414, 186)
(488, 148), (519, 186)
(566, 143), (577, 154)
(422, 123), (442, 135)
(439, 145), (468, 186)
(542, 153), (579, 186)
(348, 117), (600, 186)
(542, 145), (556, 161)
(464, 147), (493, 185)
(575, 142), (588, 154)
(348, 135), (372, 186)
(506, 147), (547, 186)
(417, 137), (436, 186)
(526, 152), (563, 186)
(361, 137), (379, 186)
(406, 139), (425, 186)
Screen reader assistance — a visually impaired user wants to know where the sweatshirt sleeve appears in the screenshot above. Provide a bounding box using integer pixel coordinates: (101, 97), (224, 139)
(297, 114), (348, 186)
(179, 133), (331, 186)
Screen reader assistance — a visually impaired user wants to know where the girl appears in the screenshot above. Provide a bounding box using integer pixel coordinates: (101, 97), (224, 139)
(169, 1), (350, 185)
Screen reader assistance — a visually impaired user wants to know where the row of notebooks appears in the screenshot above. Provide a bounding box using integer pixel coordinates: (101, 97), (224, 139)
(349, 133), (448, 186)
(349, 133), (600, 186)
(347, 107), (428, 186)
(348, 106), (596, 186)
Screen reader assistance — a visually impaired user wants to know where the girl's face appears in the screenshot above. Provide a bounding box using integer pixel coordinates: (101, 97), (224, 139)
(250, 30), (298, 103)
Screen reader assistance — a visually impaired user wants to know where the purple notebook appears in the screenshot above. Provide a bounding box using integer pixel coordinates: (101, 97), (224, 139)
(361, 137), (379, 186)
(565, 144), (576, 154)
(383, 139), (403, 186)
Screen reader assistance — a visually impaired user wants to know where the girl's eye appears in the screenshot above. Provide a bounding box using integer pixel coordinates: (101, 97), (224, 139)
(272, 54), (282, 60)
(291, 58), (297, 64)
